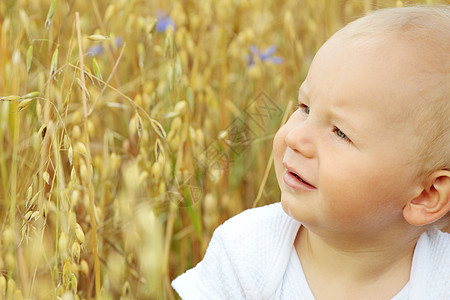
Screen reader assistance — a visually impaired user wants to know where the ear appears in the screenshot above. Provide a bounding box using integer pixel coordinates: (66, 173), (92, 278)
(403, 170), (450, 226)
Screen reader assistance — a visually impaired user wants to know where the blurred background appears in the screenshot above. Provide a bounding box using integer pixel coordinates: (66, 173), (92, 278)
(0, 0), (448, 299)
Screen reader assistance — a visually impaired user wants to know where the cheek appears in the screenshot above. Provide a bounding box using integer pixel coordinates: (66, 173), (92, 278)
(273, 126), (288, 175)
(319, 157), (409, 221)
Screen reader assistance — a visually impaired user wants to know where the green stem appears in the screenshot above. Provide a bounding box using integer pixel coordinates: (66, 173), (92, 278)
(54, 122), (60, 277)
(0, 123), (8, 204)
(9, 101), (20, 278)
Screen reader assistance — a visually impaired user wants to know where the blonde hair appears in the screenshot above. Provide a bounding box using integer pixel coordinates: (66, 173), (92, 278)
(336, 6), (450, 174)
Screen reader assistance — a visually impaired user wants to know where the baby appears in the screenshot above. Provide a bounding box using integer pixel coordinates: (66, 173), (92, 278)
(172, 5), (450, 299)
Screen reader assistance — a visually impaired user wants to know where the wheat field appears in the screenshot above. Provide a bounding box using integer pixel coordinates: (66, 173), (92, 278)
(0, 0), (448, 299)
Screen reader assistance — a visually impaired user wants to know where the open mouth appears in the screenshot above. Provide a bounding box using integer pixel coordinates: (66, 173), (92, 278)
(289, 171), (315, 188)
(282, 161), (316, 191)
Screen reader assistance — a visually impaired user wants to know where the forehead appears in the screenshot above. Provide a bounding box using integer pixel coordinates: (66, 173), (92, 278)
(298, 34), (445, 157)
(302, 34), (437, 126)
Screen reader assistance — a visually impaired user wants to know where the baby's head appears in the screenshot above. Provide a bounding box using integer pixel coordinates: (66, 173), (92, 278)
(273, 6), (450, 239)
(335, 6), (450, 174)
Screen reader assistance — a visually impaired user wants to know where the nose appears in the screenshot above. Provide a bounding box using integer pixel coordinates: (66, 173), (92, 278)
(284, 119), (316, 159)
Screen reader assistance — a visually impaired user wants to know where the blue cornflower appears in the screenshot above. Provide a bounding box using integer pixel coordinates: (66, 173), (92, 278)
(155, 11), (176, 32)
(247, 45), (284, 66)
(87, 37), (124, 57)
(86, 44), (104, 57)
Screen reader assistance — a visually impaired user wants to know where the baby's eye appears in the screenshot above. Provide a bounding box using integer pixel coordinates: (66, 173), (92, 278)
(294, 103), (310, 115)
(333, 126), (352, 143)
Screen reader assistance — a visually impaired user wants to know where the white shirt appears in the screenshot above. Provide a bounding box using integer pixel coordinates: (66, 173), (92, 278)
(172, 203), (450, 299)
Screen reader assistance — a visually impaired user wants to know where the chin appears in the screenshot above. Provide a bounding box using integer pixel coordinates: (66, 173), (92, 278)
(280, 197), (293, 218)
(280, 192), (318, 227)
(280, 193), (304, 222)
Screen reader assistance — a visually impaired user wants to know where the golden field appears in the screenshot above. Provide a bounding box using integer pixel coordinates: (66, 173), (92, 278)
(0, 0), (448, 299)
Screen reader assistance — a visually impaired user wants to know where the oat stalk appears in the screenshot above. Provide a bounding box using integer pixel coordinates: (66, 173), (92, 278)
(253, 101), (293, 208)
(87, 41), (126, 117)
(75, 11), (101, 298)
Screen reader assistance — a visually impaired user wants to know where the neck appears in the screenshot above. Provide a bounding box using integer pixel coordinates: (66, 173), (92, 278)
(295, 226), (421, 298)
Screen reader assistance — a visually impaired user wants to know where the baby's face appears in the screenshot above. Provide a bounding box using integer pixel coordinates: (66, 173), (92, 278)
(273, 33), (429, 237)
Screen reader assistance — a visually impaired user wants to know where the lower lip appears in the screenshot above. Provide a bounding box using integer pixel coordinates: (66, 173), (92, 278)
(283, 172), (316, 192)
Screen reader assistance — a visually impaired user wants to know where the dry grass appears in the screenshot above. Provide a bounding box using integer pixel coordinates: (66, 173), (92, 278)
(0, 0), (448, 299)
